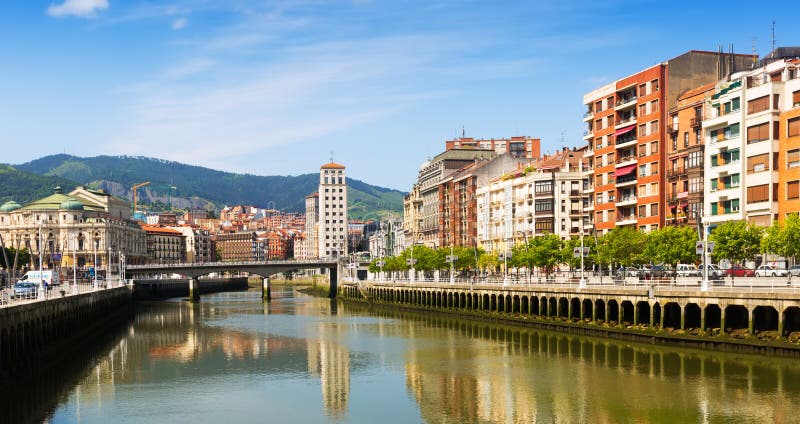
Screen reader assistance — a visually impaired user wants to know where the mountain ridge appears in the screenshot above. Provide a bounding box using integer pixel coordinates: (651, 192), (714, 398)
(8, 154), (405, 220)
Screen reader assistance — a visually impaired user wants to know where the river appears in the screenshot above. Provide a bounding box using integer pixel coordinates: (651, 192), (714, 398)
(18, 287), (800, 423)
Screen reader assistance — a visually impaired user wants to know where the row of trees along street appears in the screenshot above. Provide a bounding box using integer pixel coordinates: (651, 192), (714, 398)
(367, 215), (800, 277)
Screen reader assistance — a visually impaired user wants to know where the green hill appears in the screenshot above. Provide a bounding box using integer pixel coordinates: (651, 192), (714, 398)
(0, 164), (77, 205)
(13, 155), (405, 220)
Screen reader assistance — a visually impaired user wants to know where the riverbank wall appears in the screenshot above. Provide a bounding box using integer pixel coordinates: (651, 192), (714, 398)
(338, 281), (800, 357)
(133, 277), (249, 300)
(0, 286), (133, 375)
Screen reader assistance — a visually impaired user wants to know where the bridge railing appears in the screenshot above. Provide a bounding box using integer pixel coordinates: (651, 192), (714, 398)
(127, 259), (339, 269)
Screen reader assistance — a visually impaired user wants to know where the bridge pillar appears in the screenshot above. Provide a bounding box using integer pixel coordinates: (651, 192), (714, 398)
(262, 277), (271, 301)
(329, 267), (338, 299)
(189, 278), (200, 302)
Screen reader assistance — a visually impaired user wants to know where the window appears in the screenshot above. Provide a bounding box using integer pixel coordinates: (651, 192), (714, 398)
(789, 117), (800, 137)
(639, 83), (647, 97)
(671, 134), (677, 150)
(639, 103), (647, 117)
(793, 90), (800, 107)
(748, 95), (769, 114)
(689, 177), (703, 193)
(651, 120), (659, 133)
(747, 184), (769, 203)
(535, 181), (553, 194)
(595, 101), (602, 113)
(535, 199), (553, 212)
(711, 123), (740, 141)
(788, 149), (800, 168)
(747, 154), (769, 173)
(651, 161), (659, 175)
(652, 79), (659, 91)
(639, 144), (647, 157)
(639, 205), (647, 218)
(683, 132), (689, 147)
(651, 141), (658, 154)
(747, 123), (769, 143)
(695, 128), (701, 144)
(789, 181), (800, 200)
(638, 124), (647, 137)
(651, 100), (659, 113)
(687, 150), (703, 168)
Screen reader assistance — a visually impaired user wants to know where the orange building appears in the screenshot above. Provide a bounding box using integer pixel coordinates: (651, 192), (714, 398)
(777, 60), (800, 221)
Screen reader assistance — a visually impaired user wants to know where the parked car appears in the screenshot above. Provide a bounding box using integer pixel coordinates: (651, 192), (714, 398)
(676, 264), (700, 277)
(638, 264), (672, 279)
(726, 265), (755, 277)
(789, 265), (800, 277)
(11, 282), (38, 299)
(698, 264), (723, 279)
(755, 265), (788, 277)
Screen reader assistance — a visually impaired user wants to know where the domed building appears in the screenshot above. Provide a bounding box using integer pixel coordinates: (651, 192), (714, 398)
(0, 186), (147, 274)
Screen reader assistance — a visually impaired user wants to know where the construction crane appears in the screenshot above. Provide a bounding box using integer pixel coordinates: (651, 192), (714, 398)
(132, 181), (150, 216)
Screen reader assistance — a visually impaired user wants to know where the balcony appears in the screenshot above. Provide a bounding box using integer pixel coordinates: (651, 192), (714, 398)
(615, 195), (637, 206)
(615, 116), (637, 128)
(667, 166), (685, 178)
(583, 111), (593, 121)
(616, 215), (637, 226)
(615, 96), (637, 110)
(615, 175), (637, 187)
(690, 117), (702, 128)
(668, 123), (679, 134)
(615, 155), (637, 168)
(583, 130), (593, 140)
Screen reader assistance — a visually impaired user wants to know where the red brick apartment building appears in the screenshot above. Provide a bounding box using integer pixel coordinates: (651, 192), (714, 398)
(583, 50), (754, 233)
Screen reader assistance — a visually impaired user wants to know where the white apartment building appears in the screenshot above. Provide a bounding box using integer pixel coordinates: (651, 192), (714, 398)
(303, 193), (319, 259)
(477, 149), (587, 254)
(318, 162), (348, 258)
(704, 54), (800, 228)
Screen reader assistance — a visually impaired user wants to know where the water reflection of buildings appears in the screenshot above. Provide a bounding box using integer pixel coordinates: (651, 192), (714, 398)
(388, 310), (800, 423)
(307, 338), (350, 420)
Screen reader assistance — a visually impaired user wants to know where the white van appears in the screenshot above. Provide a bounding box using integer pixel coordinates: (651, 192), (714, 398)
(676, 264), (700, 277)
(17, 270), (61, 287)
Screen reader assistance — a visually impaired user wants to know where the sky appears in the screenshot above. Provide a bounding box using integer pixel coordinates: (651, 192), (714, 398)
(2, 1), (800, 191)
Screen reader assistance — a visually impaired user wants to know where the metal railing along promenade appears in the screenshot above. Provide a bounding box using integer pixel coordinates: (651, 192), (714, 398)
(361, 274), (800, 295)
(0, 279), (131, 308)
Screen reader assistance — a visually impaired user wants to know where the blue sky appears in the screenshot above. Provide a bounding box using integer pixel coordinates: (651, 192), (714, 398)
(2, 1), (800, 190)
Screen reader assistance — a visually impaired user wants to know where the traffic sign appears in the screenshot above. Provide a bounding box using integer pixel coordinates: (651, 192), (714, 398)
(707, 241), (715, 253)
(406, 258), (417, 266)
(695, 241), (704, 255)
(573, 247), (590, 258)
(446, 255), (458, 263)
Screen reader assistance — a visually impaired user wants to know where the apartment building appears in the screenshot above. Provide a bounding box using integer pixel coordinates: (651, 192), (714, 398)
(583, 50), (753, 234)
(318, 162), (348, 258)
(704, 51), (800, 227)
(416, 149), (496, 247)
(142, 225), (186, 263)
(402, 184), (421, 250)
(214, 231), (258, 262)
(445, 136), (541, 159)
(303, 193), (319, 260)
(438, 154), (527, 248)
(666, 82), (715, 226)
(476, 148), (587, 254)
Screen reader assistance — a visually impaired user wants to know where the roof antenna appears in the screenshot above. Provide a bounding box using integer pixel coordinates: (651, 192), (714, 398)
(751, 37), (758, 68)
(461, 125), (465, 138)
(329, 151), (334, 163)
(771, 20), (776, 59)
(560, 131), (565, 150)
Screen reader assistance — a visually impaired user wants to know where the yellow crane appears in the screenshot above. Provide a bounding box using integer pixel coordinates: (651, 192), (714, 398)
(132, 181), (150, 217)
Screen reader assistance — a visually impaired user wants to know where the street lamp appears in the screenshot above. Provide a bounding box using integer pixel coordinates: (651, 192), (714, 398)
(37, 224), (45, 300)
(93, 233), (100, 290)
(446, 244), (457, 285)
(701, 216), (710, 292)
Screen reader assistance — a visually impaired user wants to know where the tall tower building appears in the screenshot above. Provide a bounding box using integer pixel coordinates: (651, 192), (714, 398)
(303, 192), (319, 259)
(318, 162), (348, 258)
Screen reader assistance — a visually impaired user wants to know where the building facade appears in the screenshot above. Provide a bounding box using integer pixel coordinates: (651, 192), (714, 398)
(0, 187), (147, 272)
(583, 50), (754, 234)
(214, 232), (258, 262)
(445, 136), (541, 159)
(303, 193), (319, 260)
(142, 225), (186, 263)
(318, 163), (348, 258)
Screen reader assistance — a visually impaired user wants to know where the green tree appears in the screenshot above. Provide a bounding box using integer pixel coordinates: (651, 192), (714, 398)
(525, 233), (564, 275)
(709, 220), (764, 264)
(596, 227), (646, 268)
(643, 226), (698, 267)
(477, 252), (499, 275)
(762, 213), (800, 262)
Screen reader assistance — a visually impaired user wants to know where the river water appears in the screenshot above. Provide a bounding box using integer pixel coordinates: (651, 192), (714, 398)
(31, 287), (800, 423)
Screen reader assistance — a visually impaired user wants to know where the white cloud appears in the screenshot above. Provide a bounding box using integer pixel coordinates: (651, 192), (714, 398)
(171, 18), (187, 30)
(46, 0), (109, 18)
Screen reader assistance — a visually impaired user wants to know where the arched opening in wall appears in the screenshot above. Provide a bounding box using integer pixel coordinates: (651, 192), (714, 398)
(595, 299), (606, 322)
(636, 301), (650, 326)
(513, 295), (521, 314)
(521, 296), (529, 315)
(570, 298), (581, 320)
(582, 299), (593, 321)
(473, 293), (479, 309)
(783, 307), (800, 338)
(685, 303), (702, 330)
(663, 302), (681, 330)
(448, 292), (454, 308)
(752, 306), (779, 336)
(506, 295), (513, 313)
(704, 304), (721, 334)
(620, 301), (634, 325)
(548, 297), (557, 317)
(490, 294), (497, 311)
(607, 300), (619, 324)
(531, 296), (539, 315)
(540, 296), (547, 316)
(460, 293), (466, 308)
(498, 295), (505, 312)
(558, 297), (569, 319)
(483, 294), (490, 311)
(724, 305), (749, 336)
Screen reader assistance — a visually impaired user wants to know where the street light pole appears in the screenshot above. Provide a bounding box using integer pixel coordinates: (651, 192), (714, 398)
(93, 235), (98, 290)
(701, 217), (710, 292)
(449, 244), (455, 285)
(37, 224), (45, 300)
(579, 226), (587, 289)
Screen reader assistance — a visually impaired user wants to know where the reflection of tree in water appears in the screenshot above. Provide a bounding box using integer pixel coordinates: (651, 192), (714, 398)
(347, 304), (800, 423)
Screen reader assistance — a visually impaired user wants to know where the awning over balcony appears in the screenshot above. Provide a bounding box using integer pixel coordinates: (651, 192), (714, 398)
(613, 164), (637, 177)
(613, 125), (636, 137)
